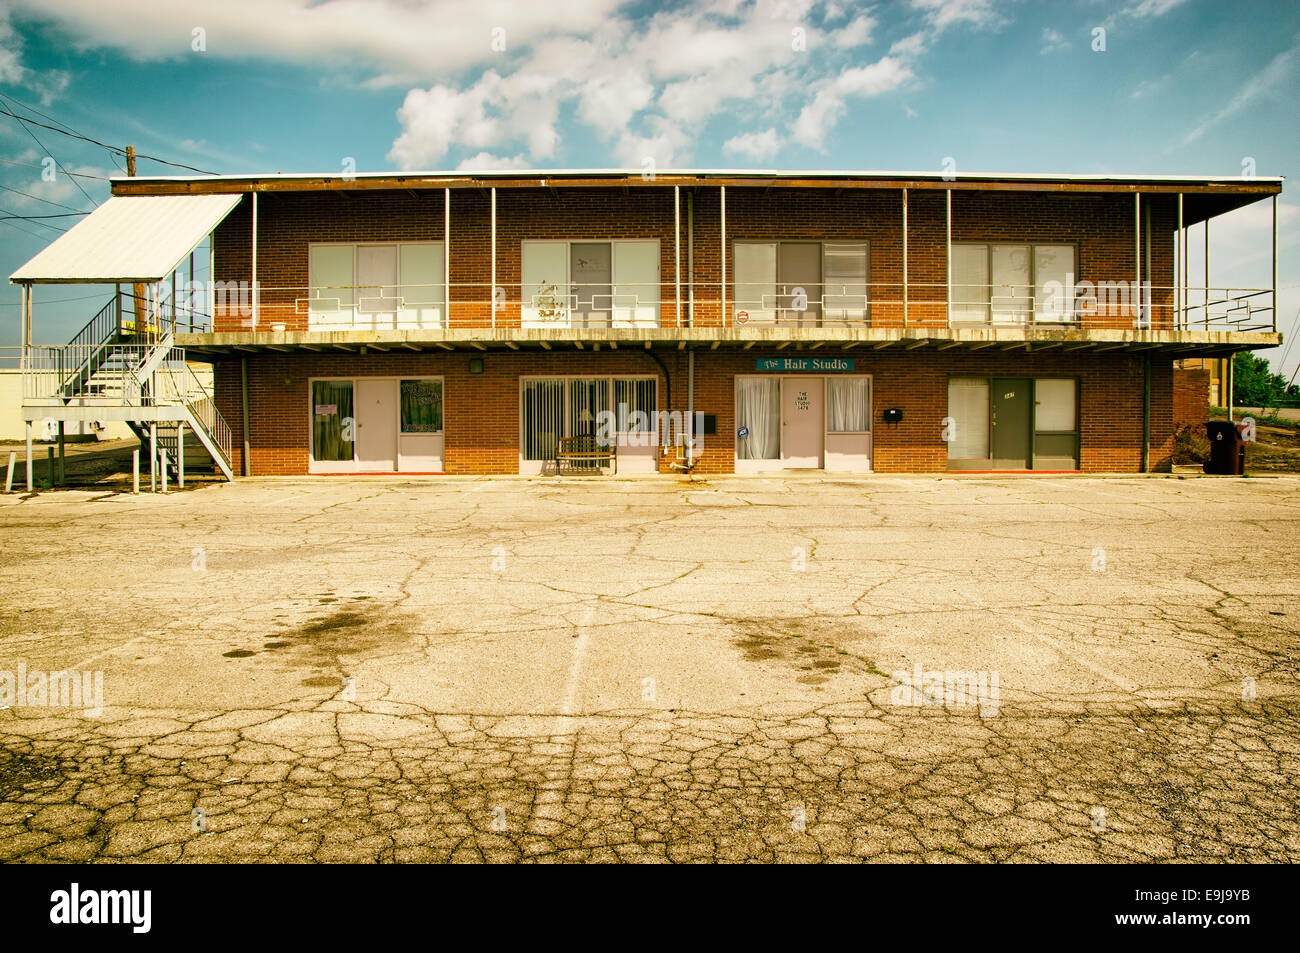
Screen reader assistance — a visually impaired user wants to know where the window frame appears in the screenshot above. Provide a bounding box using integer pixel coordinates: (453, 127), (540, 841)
(944, 374), (1081, 471)
(731, 239), (871, 324)
(949, 241), (1079, 325)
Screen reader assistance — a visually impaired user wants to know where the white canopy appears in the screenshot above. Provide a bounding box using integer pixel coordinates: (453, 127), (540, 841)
(9, 193), (243, 284)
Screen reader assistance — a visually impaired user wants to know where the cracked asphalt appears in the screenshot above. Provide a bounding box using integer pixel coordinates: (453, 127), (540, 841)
(1, 474), (1298, 863)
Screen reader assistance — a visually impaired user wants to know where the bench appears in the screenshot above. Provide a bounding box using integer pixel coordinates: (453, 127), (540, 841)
(555, 434), (617, 475)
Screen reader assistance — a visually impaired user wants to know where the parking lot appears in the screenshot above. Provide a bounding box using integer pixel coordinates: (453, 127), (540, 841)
(1, 474), (1298, 862)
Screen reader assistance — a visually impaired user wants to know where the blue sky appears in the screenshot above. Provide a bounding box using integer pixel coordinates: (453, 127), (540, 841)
(1, 0), (1297, 376)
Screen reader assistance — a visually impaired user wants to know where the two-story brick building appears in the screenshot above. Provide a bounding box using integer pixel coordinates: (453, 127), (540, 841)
(10, 169), (1283, 486)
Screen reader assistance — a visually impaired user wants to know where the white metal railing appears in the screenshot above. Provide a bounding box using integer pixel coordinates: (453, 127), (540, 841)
(194, 281), (1276, 333)
(153, 356), (233, 465)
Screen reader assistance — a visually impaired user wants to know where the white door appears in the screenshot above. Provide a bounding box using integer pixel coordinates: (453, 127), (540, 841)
(355, 379), (398, 471)
(357, 245), (399, 330)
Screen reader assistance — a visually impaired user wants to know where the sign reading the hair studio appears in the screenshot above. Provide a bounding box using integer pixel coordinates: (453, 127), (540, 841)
(756, 357), (855, 372)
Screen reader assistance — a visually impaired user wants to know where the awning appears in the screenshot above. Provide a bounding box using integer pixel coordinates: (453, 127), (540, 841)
(9, 193), (243, 284)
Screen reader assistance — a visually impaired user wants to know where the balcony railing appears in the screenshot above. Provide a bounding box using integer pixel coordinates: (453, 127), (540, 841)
(182, 281), (1274, 334)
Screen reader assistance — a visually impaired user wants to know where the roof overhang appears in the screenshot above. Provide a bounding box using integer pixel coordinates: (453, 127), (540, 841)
(107, 169), (1281, 226)
(9, 193), (243, 285)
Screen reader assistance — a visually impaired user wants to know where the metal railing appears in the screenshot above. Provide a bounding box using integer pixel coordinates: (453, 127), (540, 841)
(153, 355), (232, 465)
(21, 343), (154, 403)
(190, 281), (1276, 334)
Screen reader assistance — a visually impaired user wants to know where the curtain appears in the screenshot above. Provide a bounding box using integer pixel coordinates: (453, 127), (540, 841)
(736, 378), (780, 459)
(947, 377), (989, 461)
(312, 380), (354, 462)
(827, 377), (870, 432)
(522, 379), (563, 460)
(400, 379), (442, 433)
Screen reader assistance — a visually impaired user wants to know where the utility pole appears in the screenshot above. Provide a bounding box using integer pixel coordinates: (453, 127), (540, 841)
(126, 146), (147, 338)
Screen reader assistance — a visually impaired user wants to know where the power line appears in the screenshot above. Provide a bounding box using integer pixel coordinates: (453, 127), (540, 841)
(0, 212), (86, 220)
(0, 183), (92, 214)
(0, 158), (109, 180)
(0, 97), (217, 175)
(0, 205), (68, 234)
(0, 291), (111, 306)
(0, 218), (61, 240)
(0, 95), (100, 209)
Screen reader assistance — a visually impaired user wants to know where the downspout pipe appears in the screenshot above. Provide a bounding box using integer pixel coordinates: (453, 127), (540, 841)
(240, 357), (251, 477)
(1142, 354), (1150, 473)
(687, 347), (695, 466)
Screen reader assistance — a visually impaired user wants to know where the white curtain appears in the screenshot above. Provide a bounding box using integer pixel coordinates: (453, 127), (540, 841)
(947, 377), (990, 460)
(737, 378), (780, 459)
(827, 377), (870, 432)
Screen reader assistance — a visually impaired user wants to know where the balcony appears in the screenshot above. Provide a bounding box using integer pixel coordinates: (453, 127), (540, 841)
(171, 278), (1279, 358)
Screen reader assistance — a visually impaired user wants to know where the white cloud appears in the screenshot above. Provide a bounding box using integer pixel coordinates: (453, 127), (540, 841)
(1122, 0), (1191, 19)
(1181, 41), (1298, 145)
(0, 7), (27, 84)
(455, 151), (530, 171)
(7, 0), (624, 85)
(909, 0), (1001, 32)
(830, 13), (876, 48)
(724, 127), (781, 159)
(1040, 28), (1069, 55)
(793, 57), (913, 148)
(8, 0), (962, 170)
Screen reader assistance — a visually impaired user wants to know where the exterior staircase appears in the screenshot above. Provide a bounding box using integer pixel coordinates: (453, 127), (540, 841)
(21, 295), (235, 482)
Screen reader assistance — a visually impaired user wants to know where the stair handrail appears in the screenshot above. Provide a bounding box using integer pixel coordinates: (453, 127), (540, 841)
(155, 352), (233, 466)
(58, 296), (120, 397)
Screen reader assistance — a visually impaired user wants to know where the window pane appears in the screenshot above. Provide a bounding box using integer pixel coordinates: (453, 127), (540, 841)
(522, 379), (563, 461)
(823, 243), (868, 322)
(947, 377), (989, 461)
(1034, 245), (1075, 322)
(736, 377), (780, 459)
(312, 380), (354, 462)
(400, 379), (443, 433)
(612, 241), (659, 327)
(733, 242), (777, 324)
(991, 245), (1031, 323)
(398, 243), (445, 327)
(308, 245), (355, 327)
(951, 245), (988, 322)
(614, 378), (656, 431)
(522, 242), (570, 326)
(1034, 378), (1076, 431)
(827, 377), (870, 432)
(568, 378), (610, 442)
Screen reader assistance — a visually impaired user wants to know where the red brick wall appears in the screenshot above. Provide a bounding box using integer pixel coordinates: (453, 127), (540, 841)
(215, 349), (1175, 476)
(1173, 367), (1210, 427)
(212, 186), (1178, 332)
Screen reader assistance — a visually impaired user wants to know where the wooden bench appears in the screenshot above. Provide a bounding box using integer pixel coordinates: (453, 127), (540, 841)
(555, 434), (617, 475)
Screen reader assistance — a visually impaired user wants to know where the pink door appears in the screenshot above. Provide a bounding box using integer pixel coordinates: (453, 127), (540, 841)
(781, 377), (824, 468)
(355, 379), (398, 471)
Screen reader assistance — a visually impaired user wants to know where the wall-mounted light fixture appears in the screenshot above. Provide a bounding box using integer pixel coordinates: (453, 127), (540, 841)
(469, 357), (485, 374)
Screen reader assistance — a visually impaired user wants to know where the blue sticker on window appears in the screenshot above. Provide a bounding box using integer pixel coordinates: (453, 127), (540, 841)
(737, 426), (750, 439)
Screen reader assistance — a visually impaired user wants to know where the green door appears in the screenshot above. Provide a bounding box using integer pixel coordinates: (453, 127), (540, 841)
(990, 377), (1032, 469)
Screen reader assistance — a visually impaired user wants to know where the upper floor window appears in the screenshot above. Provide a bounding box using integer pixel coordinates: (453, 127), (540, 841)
(951, 243), (1076, 324)
(521, 240), (660, 329)
(307, 241), (445, 331)
(733, 241), (868, 327)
